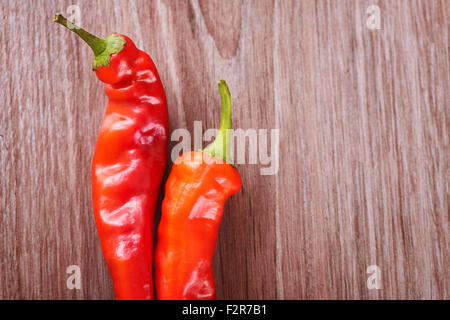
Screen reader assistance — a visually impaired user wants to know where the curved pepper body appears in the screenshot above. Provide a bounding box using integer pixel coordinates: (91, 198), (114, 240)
(91, 35), (168, 300)
(155, 151), (241, 299)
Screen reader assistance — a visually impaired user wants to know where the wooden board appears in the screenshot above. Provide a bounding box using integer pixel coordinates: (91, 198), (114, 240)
(0, 0), (448, 299)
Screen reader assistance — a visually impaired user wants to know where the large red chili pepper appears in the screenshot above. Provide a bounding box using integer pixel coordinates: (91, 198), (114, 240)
(55, 14), (168, 300)
(155, 80), (241, 300)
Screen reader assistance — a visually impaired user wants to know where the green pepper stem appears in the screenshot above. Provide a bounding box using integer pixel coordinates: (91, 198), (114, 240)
(203, 80), (233, 164)
(54, 13), (106, 56)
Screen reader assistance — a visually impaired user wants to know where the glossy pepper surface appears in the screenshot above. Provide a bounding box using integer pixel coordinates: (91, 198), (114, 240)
(55, 14), (168, 300)
(155, 80), (241, 300)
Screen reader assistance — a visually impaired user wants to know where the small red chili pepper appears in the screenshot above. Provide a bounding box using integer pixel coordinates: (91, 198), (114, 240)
(54, 14), (169, 300)
(155, 80), (241, 300)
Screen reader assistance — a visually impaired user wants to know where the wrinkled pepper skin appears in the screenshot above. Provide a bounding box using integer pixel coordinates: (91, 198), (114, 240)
(155, 151), (241, 299)
(91, 35), (168, 300)
(55, 14), (168, 299)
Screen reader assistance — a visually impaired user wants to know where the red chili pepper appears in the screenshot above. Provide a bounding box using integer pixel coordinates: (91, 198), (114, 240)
(54, 14), (168, 300)
(155, 80), (241, 300)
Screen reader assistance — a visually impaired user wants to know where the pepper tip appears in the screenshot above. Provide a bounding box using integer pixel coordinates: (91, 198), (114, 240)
(54, 13), (61, 23)
(217, 79), (230, 95)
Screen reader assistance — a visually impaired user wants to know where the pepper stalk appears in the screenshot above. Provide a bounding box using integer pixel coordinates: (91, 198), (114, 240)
(54, 13), (126, 70)
(203, 80), (233, 164)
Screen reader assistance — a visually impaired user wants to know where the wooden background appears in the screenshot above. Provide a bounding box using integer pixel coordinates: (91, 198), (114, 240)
(0, 0), (448, 299)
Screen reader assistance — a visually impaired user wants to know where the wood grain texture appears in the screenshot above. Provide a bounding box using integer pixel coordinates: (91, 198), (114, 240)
(0, 0), (448, 299)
